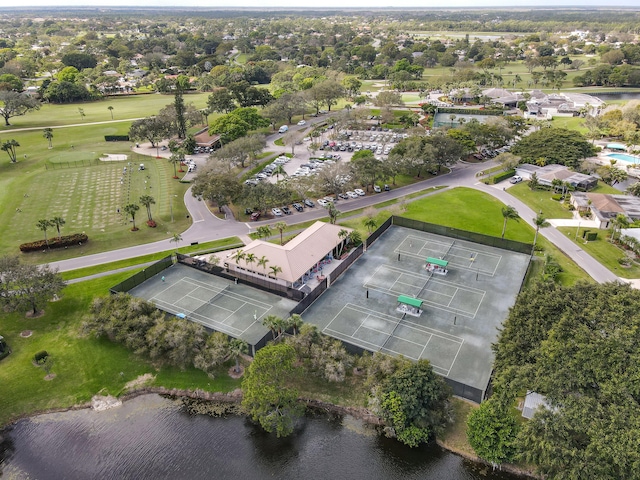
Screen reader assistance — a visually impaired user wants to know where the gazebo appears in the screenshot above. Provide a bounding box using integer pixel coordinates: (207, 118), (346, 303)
(425, 257), (448, 275)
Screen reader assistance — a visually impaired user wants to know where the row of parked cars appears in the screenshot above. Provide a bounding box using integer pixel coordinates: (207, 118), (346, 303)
(247, 184), (391, 221)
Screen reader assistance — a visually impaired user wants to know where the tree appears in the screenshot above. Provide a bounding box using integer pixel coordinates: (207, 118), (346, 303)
(626, 182), (640, 197)
(207, 88), (236, 113)
(501, 205), (519, 239)
(108, 106), (114, 120)
(497, 152), (520, 172)
(326, 202), (340, 225)
(43, 128), (54, 149)
(78, 107), (86, 122)
(228, 338), (248, 374)
(168, 150), (184, 179)
(528, 171), (539, 191)
(36, 219), (53, 247)
(192, 169), (242, 213)
(533, 213), (550, 249)
(193, 332), (230, 377)
(269, 265), (282, 280)
(1, 139), (20, 163)
(50, 216), (65, 240)
(139, 195), (156, 224)
(170, 233), (183, 252)
(232, 249), (245, 265)
(273, 221), (287, 246)
(128, 117), (172, 148)
(337, 229), (349, 257)
(257, 255), (269, 275)
(467, 398), (520, 466)
(0, 255), (66, 316)
(123, 203), (140, 231)
(256, 225), (272, 240)
(287, 314), (304, 335)
(363, 217), (378, 234)
(511, 128), (595, 169)
(241, 343), (303, 437)
(377, 359), (451, 447)
(0, 91), (40, 126)
(245, 252), (256, 271)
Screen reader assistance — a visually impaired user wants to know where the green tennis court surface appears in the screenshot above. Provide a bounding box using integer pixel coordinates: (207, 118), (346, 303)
(303, 225), (530, 402)
(129, 263), (298, 347)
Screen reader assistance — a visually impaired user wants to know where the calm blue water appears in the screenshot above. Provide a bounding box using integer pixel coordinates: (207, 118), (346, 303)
(607, 153), (640, 163)
(0, 394), (526, 480)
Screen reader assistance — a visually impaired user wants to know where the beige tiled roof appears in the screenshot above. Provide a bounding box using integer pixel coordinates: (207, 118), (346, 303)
(231, 222), (352, 283)
(587, 193), (624, 213)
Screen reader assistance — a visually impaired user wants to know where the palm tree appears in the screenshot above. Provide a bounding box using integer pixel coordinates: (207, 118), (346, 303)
(78, 107), (85, 121)
(1, 139), (20, 163)
(610, 214), (630, 243)
(108, 106), (114, 120)
(50, 216), (65, 240)
(257, 255), (269, 274)
(245, 252), (256, 271)
(123, 203), (140, 231)
(533, 213), (550, 249)
(363, 217), (378, 234)
(256, 225), (272, 240)
(228, 339), (248, 374)
(232, 249), (245, 265)
(43, 128), (54, 148)
(272, 164), (288, 183)
(168, 151), (184, 179)
(36, 219), (53, 247)
(139, 195), (156, 223)
(170, 232), (183, 252)
(337, 229), (349, 257)
(269, 265), (282, 279)
(262, 314), (282, 340)
(273, 221), (287, 245)
(501, 205), (519, 239)
(287, 314), (304, 335)
(327, 202), (339, 224)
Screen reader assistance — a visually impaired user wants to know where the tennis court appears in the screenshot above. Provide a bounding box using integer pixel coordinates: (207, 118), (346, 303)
(396, 235), (503, 276)
(303, 225), (530, 402)
(129, 263), (298, 348)
(324, 303), (464, 376)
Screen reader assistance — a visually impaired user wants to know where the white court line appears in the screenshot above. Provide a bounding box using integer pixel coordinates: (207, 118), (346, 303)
(181, 276), (273, 310)
(151, 297), (245, 335)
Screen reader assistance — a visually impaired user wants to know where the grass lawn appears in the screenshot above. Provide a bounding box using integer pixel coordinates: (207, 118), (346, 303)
(0, 121), (194, 259)
(557, 227), (640, 279)
(60, 236), (244, 280)
(0, 273), (241, 427)
(508, 184), (574, 219)
(439, 398), (477, 457)
(2, 92), (210, 130)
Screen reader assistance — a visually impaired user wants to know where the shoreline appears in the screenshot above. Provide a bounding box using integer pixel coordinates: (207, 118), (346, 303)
(0, 387), (539, 479)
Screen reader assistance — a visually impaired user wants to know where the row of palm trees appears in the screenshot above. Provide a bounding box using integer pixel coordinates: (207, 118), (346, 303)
(36, 216), (65, 246)
(501, 206), (550, 249)
(232, 249), (283, 279)
(123, 194), (156, 231)
(262, 314), (303, 341)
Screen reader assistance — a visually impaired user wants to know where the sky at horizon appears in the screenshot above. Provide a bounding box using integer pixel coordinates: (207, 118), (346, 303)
(1, 1), (639, 8)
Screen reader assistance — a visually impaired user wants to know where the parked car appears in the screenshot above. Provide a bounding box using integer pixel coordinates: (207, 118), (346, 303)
(317, 198), (329, 207)
(338, 193), (349, 200)
(272, 208), (283, 216)
(510, 175), (523, 184)
(384, 184), (391, 191)
(245, 208), (253, 215)
(304, 199), (315, 208)
(250, 212), (261, 221)
(292, 203), (304, 212)
(346, 191), (358, 199)
(373, 185), (382, 193)
(354, 188), (366, 196)
(297, 120), (306, 126)
(282, 206), (292, 215)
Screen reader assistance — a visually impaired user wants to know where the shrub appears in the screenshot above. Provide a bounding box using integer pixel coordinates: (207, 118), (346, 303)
(34, 350), (48, 364)
(551, 194), (563, 201)
(104, 135), (130, 141)
(488, 170), (515, 184)
(146, 220), (157, 228)
(586, 232), (598, 241)
(20, 233), (89, 252)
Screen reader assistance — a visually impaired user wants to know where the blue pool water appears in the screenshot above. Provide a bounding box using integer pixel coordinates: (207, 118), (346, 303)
(607, 153), (640, 163)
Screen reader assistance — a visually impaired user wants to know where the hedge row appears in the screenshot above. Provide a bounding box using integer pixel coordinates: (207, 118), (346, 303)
(20, 233), (89, 253)
(484, 169), (516, 184)
(436, 107), (504, 116)
(104, 135), (130, 142)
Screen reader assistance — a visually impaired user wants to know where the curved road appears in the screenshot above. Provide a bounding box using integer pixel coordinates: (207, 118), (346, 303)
(47, 119), (619, 284)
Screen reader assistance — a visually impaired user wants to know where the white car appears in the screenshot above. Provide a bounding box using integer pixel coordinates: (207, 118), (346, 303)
(272, 208), (283, 216)
(354, 188), (366, 196)
(297, 120), (306, 126)
(346, 191), (359, 199)
(317, 199), (329, 207)
(510, 175), (523, 184)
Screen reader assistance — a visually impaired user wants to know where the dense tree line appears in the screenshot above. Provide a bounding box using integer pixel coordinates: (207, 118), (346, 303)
(468, 281), (640, 478)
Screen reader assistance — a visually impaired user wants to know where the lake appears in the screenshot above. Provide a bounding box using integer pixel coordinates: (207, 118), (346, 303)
(0, 394), (526, 480)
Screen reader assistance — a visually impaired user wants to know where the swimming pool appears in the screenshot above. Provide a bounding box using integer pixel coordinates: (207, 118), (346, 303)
(607, 153), (640, 163)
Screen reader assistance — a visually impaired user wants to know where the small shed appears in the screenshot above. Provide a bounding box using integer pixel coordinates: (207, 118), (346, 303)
(425, 257), (449, 275)
(397, 295), (423, 317)
(522, 391), (552, 419)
